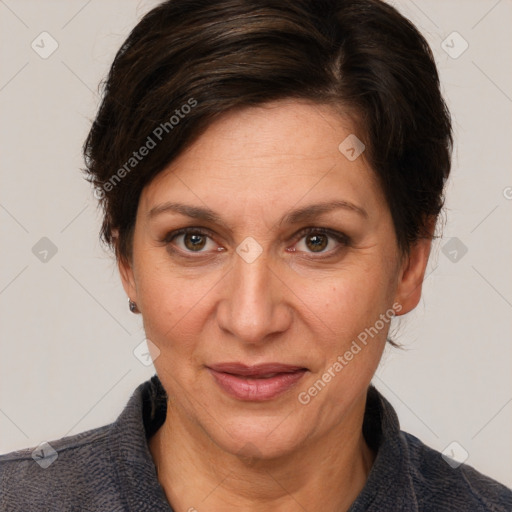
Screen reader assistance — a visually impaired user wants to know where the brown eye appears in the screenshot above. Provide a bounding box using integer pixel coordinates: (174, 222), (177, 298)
(293, 227), (349, 255)
(164, 228), (216, 254)
(305, 233), (328, 252)
(183, 232), (207, 251)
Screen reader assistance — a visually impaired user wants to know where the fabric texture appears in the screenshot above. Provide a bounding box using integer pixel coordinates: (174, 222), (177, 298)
(1, 374), (511, 511)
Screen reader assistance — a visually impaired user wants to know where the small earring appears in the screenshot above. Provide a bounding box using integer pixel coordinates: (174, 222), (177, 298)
(128, 299), (139, 314)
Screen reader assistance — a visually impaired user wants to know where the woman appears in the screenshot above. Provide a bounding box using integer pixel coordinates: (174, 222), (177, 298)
(1, 0), (511, 510)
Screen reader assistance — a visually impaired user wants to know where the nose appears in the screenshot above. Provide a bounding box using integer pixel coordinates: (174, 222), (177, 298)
(216, 246), (292, 346)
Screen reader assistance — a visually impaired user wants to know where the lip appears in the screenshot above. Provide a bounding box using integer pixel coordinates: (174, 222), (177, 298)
(207, 363), (307, 401)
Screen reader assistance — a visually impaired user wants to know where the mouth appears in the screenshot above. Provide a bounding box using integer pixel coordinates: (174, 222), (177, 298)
(207, 363), (308, 401)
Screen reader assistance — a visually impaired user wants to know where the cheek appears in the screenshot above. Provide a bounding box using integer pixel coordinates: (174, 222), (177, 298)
(135, 235), (398, 363)
(295, 265), (396, 391)
(301, 264), (390, 337)
(135, 257), (216, 349)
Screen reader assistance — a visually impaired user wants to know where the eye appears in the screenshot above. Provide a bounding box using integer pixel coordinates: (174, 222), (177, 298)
(162, 226), (349, 258)
(292, 227), (349, 255)
(163, 228), (219, 253)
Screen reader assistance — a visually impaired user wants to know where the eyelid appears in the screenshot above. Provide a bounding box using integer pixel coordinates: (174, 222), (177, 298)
(162, 226), (214, 244)
(161, 226), (350, 256)
(292, 226), (349, 245)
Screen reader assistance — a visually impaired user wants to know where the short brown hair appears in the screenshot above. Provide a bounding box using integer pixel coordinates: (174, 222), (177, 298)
(83, 0), (452, 263)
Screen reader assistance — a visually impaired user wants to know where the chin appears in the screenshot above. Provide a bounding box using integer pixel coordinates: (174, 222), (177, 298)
(209, 414), (307, 462)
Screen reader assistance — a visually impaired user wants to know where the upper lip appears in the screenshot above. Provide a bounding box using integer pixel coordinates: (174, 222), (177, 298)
(208, 362), (307, 377)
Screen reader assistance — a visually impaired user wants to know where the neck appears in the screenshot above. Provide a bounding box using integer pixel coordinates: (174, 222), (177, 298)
(149, 395), (375, 512)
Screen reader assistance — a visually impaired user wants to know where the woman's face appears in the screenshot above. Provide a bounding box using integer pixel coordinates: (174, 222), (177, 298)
(120, 100), (430, 459)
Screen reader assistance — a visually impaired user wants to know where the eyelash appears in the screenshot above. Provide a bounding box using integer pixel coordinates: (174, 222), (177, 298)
(162, 227), (350, 258)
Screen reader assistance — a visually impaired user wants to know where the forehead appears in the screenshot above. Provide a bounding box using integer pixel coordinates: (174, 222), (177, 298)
(140, 100), (384, 221)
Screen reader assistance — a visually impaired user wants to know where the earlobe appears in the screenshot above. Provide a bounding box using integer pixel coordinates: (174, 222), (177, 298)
(394, 236), (433, 316)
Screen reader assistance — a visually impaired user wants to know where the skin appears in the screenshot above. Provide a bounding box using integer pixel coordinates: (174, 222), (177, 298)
(119, 99), (433, 511)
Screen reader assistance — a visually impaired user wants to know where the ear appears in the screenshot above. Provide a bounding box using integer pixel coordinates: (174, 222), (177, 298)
(112, 228), (137, 302)
(394, 220), (435, 316)
(118, 254), (137, 303)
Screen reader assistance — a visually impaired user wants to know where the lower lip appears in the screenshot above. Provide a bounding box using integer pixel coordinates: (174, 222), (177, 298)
(208, 368), (307, 401)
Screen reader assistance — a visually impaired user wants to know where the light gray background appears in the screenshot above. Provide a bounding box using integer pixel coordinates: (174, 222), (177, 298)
(1, 0), (511, 487)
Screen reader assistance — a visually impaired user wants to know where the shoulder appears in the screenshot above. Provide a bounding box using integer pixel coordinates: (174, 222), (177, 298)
(401, 430), (512, 511)
(0, 375), (168, 511)
(0, 423), (121, 511)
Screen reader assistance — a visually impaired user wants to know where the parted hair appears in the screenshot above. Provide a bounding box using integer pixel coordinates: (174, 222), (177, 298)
(83, 0), (452, 263)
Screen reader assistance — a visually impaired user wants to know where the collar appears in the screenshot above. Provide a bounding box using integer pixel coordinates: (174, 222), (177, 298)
(108, 375), (172, 511)
(349, 385), (418, 511)
(108, 374), (416, 511)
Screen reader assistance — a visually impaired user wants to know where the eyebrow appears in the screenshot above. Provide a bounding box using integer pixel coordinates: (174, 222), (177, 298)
(147, 199), (368, 227)
(280, 200), (368, 224)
